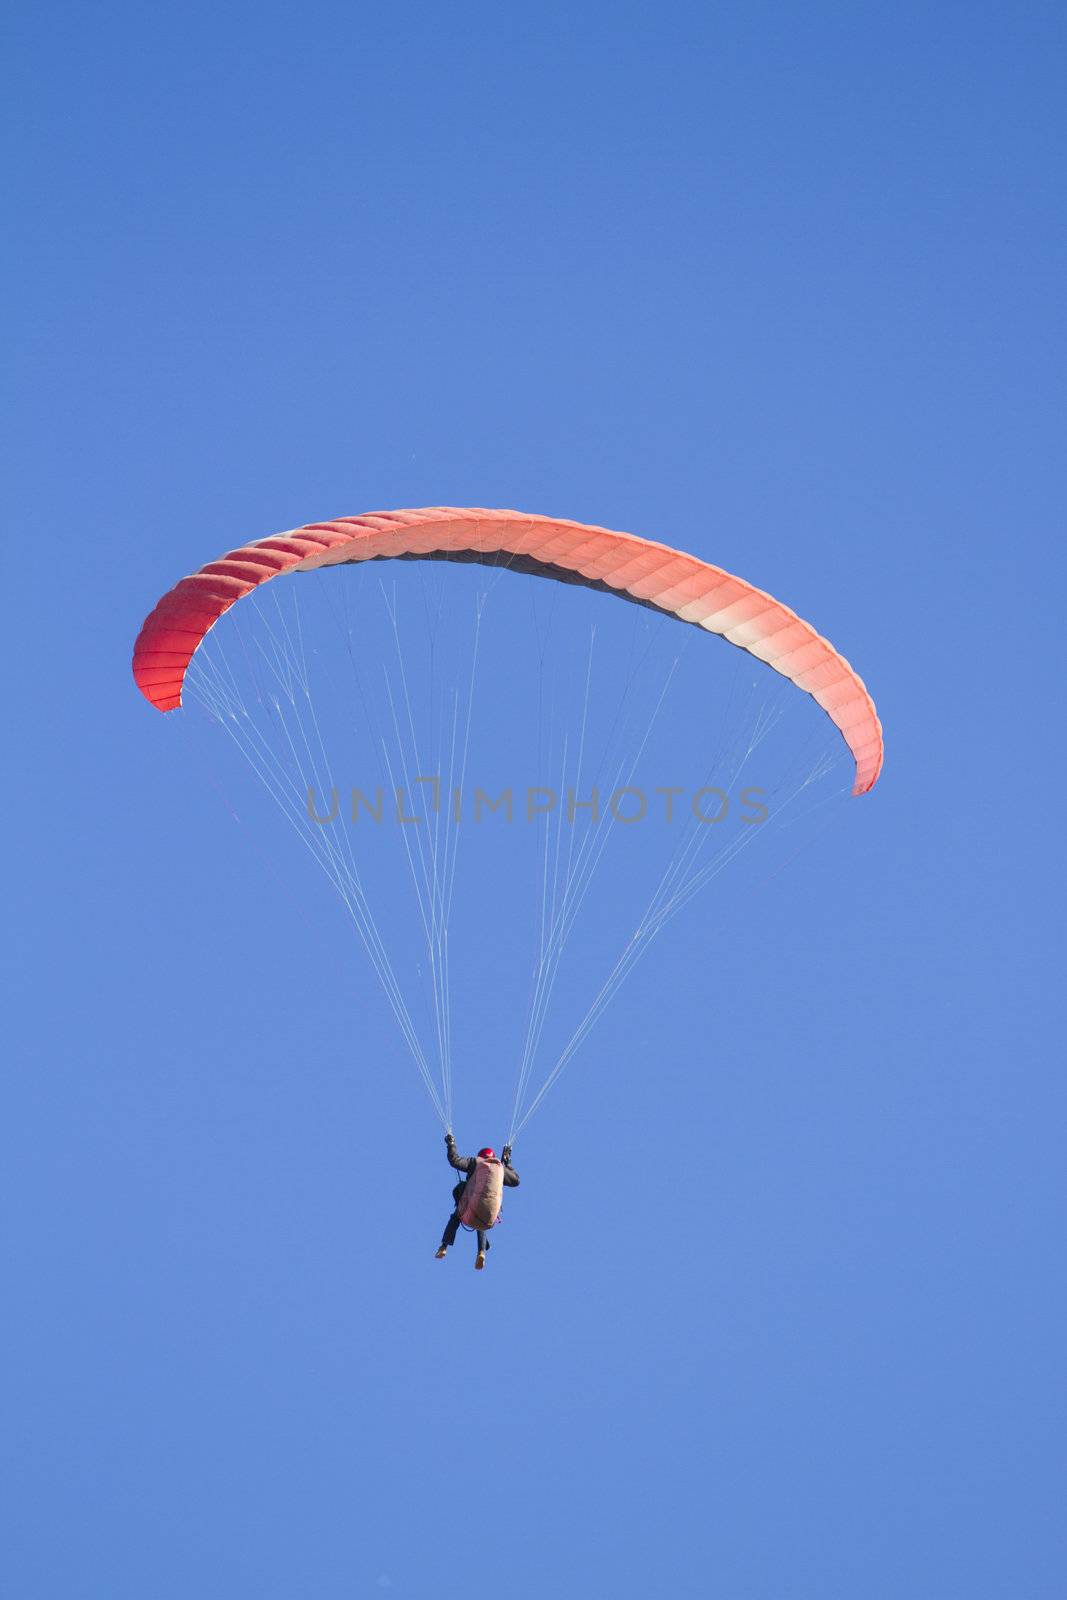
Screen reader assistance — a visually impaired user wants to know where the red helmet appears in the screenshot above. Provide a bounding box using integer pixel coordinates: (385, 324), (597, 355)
(477, 1147), (496, 1160)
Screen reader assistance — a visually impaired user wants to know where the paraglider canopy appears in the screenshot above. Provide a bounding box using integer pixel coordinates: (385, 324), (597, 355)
(133, 507), (883, 794)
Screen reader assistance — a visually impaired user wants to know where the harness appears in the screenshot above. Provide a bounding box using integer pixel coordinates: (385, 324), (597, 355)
(456, 1156), (505, 1231)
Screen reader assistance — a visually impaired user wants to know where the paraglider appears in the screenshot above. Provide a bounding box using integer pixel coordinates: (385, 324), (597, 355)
(132, 507), (883, 1232)
(436, 1136), (520, 1269)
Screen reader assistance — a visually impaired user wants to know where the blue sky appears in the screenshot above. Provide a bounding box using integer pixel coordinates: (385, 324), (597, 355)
(5, 3), (1066, 1596)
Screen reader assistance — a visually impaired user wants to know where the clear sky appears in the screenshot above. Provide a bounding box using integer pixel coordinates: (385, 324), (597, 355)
(5, 2), (1066, 1596)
